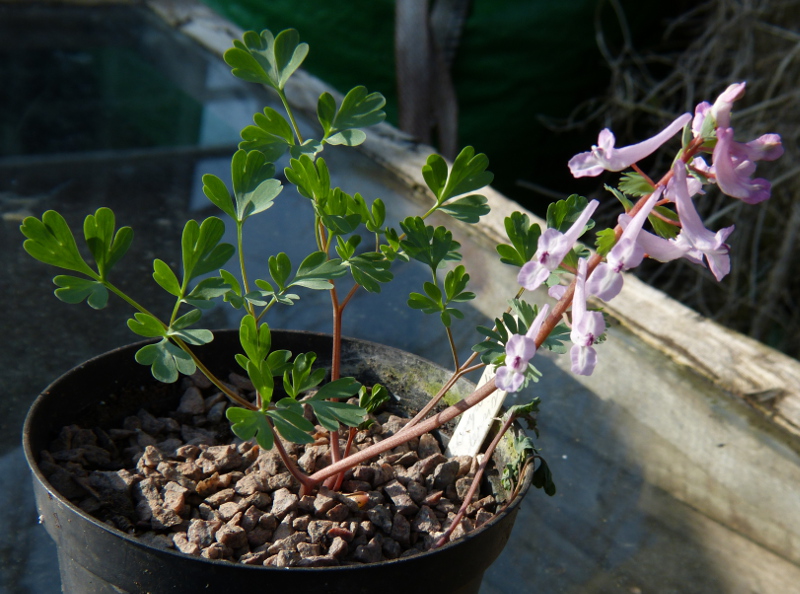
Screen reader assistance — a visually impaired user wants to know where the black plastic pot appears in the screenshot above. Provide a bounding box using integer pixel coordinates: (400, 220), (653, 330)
(24, 330), (533, 594)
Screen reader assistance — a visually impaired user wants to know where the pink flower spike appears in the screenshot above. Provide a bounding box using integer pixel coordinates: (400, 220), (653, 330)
(670, 163), (735, 281)
(713, 127), (772, 204)
(568, 113), (692, 178)
(518, 199), (599, 292)
(570, 258), (605, 376)
(710, 82), (746, 129)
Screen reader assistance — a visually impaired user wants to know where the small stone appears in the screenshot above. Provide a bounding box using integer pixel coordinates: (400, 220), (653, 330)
(202, 542), (231, 560)
(274, 549), (298, 567)
(271, 488), (298, 519)
(411, 506), (441, 533)
(382, 415), (408, 436)
(200, 445), (242, 474)
(297, 447), (320, 473)
(176, 444), (200, 460)
(307, 520), (333, 544)
(297, 494), (316, 513)
(390, 512), (411, 547)
(206, 488), (236, 507)
(181, 425), (216, 446)
(228, 372), (253, 391)
(297, 542), (323, 557)
(267, 472), (294, 491)
(383, 537), (402, 559)
(234, 472), (268, 496)
(215, 523), (248, 549)
(137, 445), (165, 470)
(328, 535), (348, 559)
(396, 451), (419, 467)
(206, 401), (228, 424)
(271, 513), (296, 542)
(356, 520), (375, 539)
(351, 465), (376, 486)
(325, 503), (350, 522)
(407, 454), (447, 483)
(218, 500), (246, 521)
(241, 506), (264, 531)
(189, 370), (212, 389)
(173, 532), (201, 555)
(352, 538), (383, 563)
(451, 517), (474, 540)
(296, 555), (339, 567)
(246, 527), (273, 547)
(432, 460), (460, 491)
(239, 550), (270, 565)
(267, 532), (308, 555)
(156, 439), (183, 458)
(88, 469), (137, 494)
(475, 508), (493, 527)
(178, 386), (205, 415)
(383, 480), (419, 517)
(405, 480), (427, 505)
(163, 482), (188, 516)
(313, 491), (337, 517)
(417, 434), (442, 458)
(256, 450), (283, 475)
(244, 492), (272, 510)
(187, 518), (222, 547)
(366, 504), (393, 533)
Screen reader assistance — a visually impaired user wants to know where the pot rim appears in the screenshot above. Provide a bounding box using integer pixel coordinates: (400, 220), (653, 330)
(23, 328), (534, 573)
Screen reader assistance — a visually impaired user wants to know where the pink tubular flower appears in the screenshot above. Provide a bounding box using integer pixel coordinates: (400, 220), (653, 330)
(568, 113), (692, 178)
(495, 304), (550, 393)
(712, 127), (781, 204)
(586, 187), (662, 301)
(618, 216), (698, 265)
(692, 102), (712, 136)
(709, 82), (746, 129)
(517, 200), (599, 292)
(668, 163), (735, 281)
(570, 258), (605, 376)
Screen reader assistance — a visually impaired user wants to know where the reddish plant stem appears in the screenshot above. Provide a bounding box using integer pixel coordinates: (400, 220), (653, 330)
(330, 285), (342, 382)
(403, 349), (480, 431)
(340, 283), (360, 310)
(271, 424), (316, 496)
(333, 427), (358, 491)
(434, 413), (516, 548)
(325, 282), (360, 487)
(308, 377), (499, 486)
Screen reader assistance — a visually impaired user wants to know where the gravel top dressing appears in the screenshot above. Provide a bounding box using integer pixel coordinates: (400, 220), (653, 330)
(37, 371), (499, 568)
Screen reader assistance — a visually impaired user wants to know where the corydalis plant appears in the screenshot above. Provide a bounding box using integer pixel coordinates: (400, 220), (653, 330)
(20, 23), (782, 534)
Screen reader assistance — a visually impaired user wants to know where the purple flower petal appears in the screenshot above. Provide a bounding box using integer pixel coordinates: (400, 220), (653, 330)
(586, 261), (624, 301)
(670, 163), (735, 281)
(570, 343), (598, 376)
(710, 82), (746, 129)
(569, 258), (606, 376)
(568, 114), (691, 178)
(713, 127), (772, 204)
(517, 200), (599, 291)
